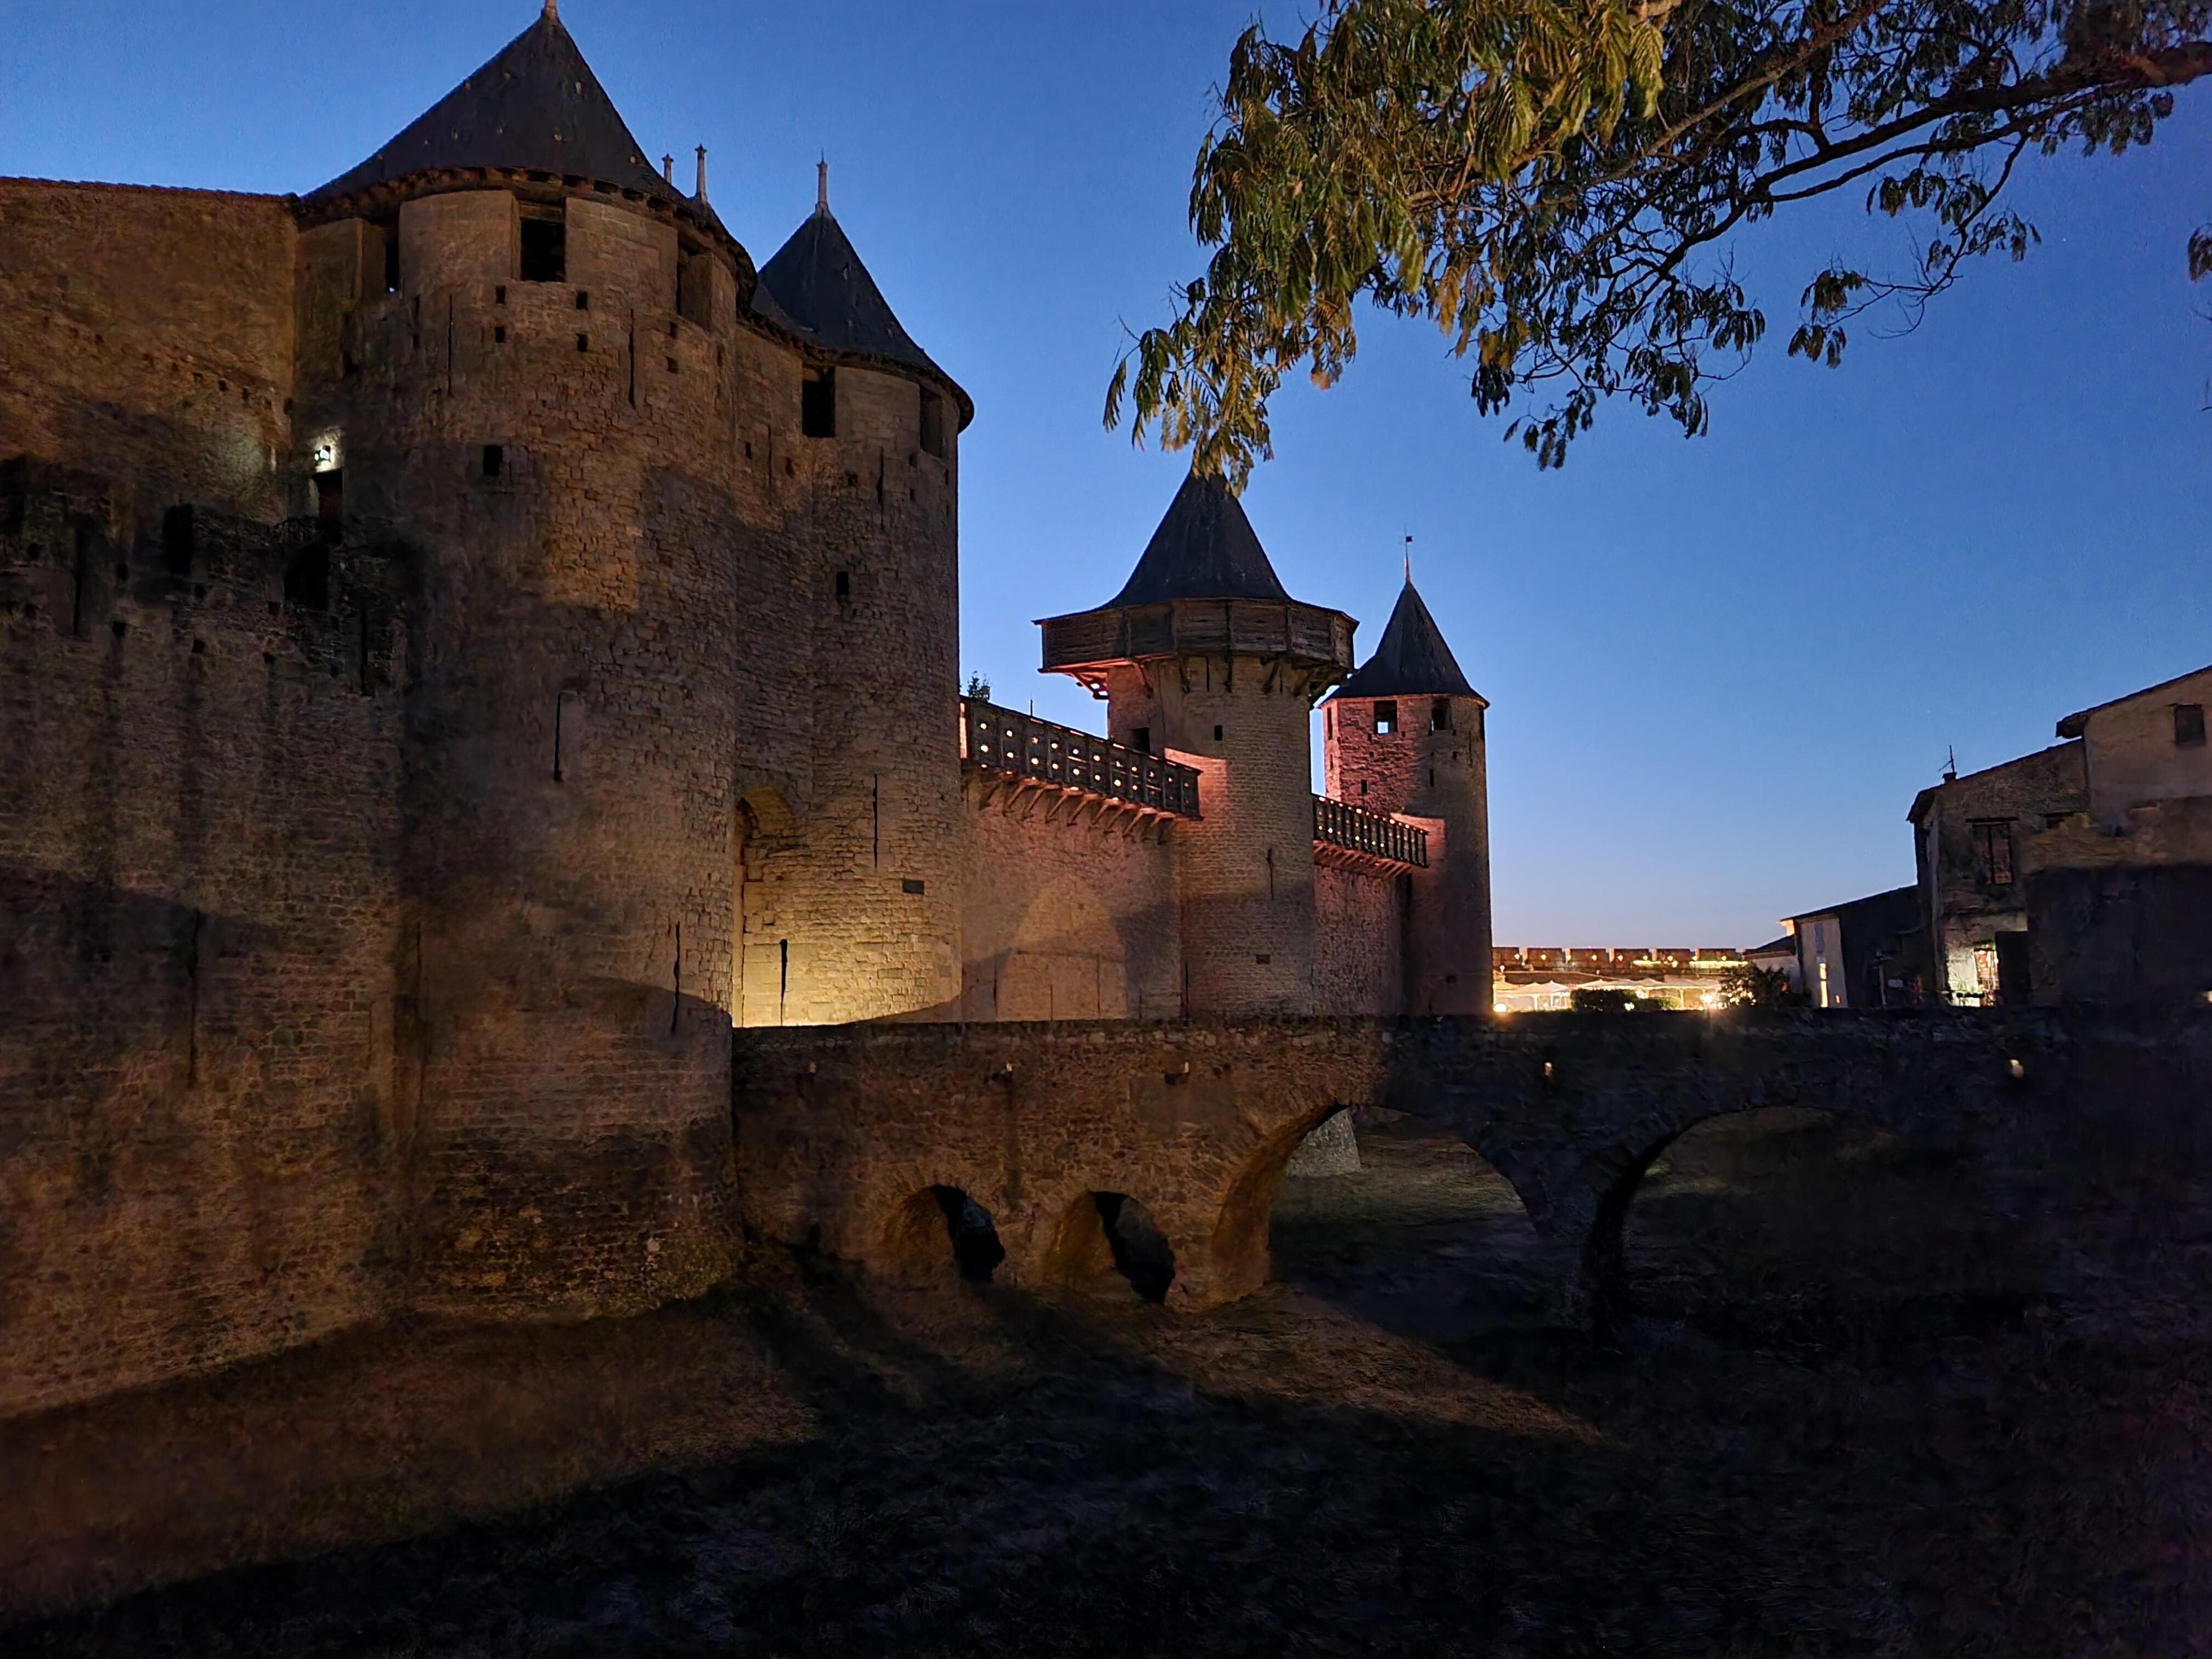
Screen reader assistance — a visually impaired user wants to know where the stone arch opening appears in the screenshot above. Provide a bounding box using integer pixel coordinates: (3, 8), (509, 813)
(1043, 1190), (1177, 1303)
(1581, 1104), (2002, 1337)
(1268, 1107), (1547, 1329)
(731, 787), (795, 1029)
(883, 1185), (1006, 1285)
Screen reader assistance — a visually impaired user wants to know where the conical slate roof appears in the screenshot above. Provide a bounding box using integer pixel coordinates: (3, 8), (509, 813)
(1105, 472), (1292, 607)
(755, 205), (952, 390)
(1331, 579), (1477, 699)
(307, 7), (679, 204)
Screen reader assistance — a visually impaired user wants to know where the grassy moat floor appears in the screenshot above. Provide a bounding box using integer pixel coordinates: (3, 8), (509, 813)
(10, 1111), (2212, 1656)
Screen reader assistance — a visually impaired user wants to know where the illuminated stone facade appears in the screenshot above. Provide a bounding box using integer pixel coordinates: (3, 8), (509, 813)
(0, 8), (1488, 1418)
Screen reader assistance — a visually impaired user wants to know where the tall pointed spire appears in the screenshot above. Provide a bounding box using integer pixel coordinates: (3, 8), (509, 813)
(1105, 472), (1292, 606)
(306, 8), (678, 204)
(816, 158), (830, 216)
(1332, 577), (1479, 700)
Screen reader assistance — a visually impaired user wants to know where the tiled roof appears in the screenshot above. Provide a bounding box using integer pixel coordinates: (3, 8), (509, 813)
(1331, 578), (1476, 700)
(1105, 472), (1291, 606)
(307, 9), (678, 205)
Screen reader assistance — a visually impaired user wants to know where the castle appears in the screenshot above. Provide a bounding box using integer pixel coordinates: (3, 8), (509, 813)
(0, 6), (1487, 1417)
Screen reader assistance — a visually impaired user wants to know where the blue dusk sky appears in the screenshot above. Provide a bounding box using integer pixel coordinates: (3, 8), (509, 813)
(6, 2), (2206, 946)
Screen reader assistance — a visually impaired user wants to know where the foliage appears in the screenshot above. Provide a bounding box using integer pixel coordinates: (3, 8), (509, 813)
(1572, 986), (1655, 1011)
(963, 671), (993, 703)
(1722, 961), (1805, 1007)
(1107, 0), (2212, 482)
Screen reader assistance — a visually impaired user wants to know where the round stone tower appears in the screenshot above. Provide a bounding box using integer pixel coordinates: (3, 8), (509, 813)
(1322, 577), (1492, 1014)
(737, 171), (969, 1026)
(284, 5), (776, 1314)
(1040, 473), (1354, 1015)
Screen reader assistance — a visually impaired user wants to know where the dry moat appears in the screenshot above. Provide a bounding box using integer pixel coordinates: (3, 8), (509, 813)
(9, 1109), (2209, 1656)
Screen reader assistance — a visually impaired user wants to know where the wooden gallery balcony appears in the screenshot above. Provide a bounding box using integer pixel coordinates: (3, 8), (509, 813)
(960, 701), (1200, 836)
(1313, 795), (1428, 870)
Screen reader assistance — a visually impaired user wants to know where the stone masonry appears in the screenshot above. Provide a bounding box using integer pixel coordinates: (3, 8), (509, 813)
(0, 7), (1492, 1419)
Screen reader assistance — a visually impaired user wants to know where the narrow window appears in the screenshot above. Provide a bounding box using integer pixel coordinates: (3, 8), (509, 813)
(1374, 700), (1397, 736)
(1971, 820), (2015, 887)
(919, 389), (946, 458)
(481, 444), (504, 478)
(2176, 703), (2206, 748)
(520, 217), (566, 283)
(902, 878), (926, 895)
(576, 333), (589, 352)
(70, 522), (93, 636)
(574, 290), (591, 311)
(667, 356), (679, 374)
(495, 285), (507, 305)
(1131, 726), (1150, 755)
(493, 325), (506, 344)
(162, 504), (195, 575)
(314, 469), (343, 531)
(802, 367), (837, 438)
(1430, 697), (1452, 732)
(833, 570), (850, 599)
(1213, 724), (1224, 741)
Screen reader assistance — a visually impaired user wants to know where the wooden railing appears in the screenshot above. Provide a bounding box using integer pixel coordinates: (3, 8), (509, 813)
(1314, 795), (1427, 867)
(961, 701), (1200, 817)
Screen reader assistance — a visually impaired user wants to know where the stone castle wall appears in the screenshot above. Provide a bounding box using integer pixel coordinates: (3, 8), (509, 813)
(1313, 860), (1407, 1015)
(957, 785), (1182, 1020)
(0, 476), (407, 1419)
(0, 180), (296, 525)
(0, 172), (974, 1408)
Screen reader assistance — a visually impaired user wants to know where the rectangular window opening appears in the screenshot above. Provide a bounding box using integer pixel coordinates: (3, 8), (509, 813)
(1970, 819), (2015, 887)
(314, 469), (343, 531)
(481, 444), (504, 478)
(495, 285), (507, 305)
(2176, 703), (2205, 748)
(576, 332), (589, 353)
(1131, 726), (1150, 755)
(1430, 697), (1452, 732)
(801, 367), (837, 438)
(493, 325), (506, 345)
(1374, 700), (1398, 736)
(520, 217), (567, 283)
(919, 389), (946, 458)
(833, 570), (850, 599)
(1212, 724), (1224, 741)
(901, 878), (926, 895)
(161, 504), (195, 575)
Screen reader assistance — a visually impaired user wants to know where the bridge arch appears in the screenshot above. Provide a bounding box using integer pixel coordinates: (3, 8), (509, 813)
(882, 1184), (1008, 1284)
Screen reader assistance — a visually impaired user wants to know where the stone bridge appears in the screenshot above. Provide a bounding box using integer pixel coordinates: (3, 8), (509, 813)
(734, 1009), (2212, 1320)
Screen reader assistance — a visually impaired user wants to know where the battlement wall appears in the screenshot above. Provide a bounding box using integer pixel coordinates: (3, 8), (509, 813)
(0, 477), (408, 1418)
(1313, 859), (1408, 1015)
(957, 778), (1181, 1022)
(0, 179), (295, 523)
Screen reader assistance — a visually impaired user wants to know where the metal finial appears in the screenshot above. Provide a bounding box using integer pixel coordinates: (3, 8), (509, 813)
(816, 158), (829, 215)
(1403, 534), (1413, 585)
(695, 145), (708, 203)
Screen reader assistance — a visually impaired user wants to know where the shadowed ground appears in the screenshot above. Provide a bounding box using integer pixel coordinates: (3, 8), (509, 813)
(8, 1109), (2210, 1655)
